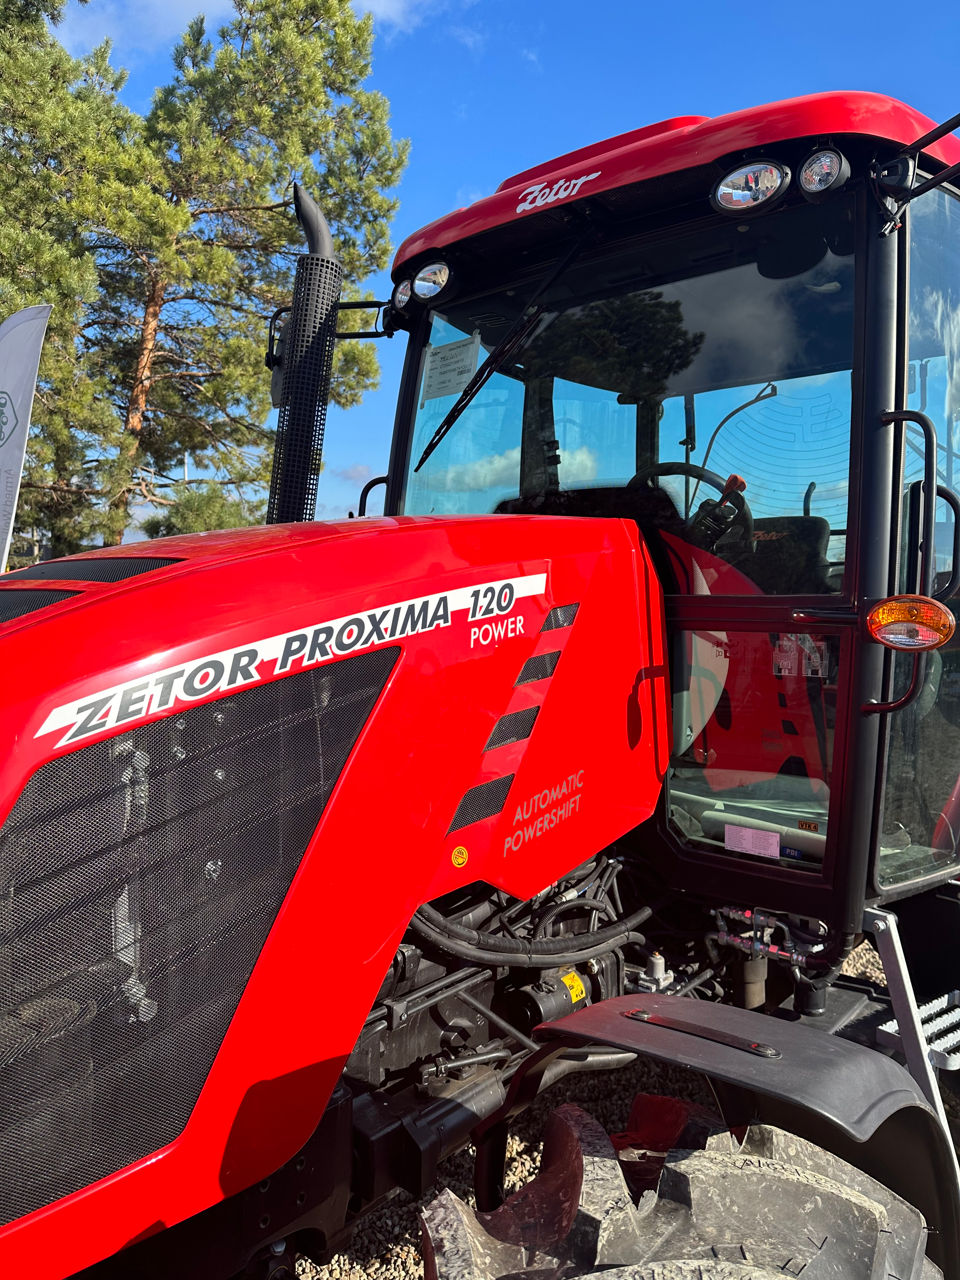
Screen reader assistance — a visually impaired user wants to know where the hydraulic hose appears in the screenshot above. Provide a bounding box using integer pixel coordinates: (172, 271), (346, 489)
(416, 898), (650, 956)
(534, 896), (614, 938)
(791, 931), (857, 990)
(410, 901), (651, 969)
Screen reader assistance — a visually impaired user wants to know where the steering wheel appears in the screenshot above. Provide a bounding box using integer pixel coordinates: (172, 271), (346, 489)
(629, 462), (754, 551)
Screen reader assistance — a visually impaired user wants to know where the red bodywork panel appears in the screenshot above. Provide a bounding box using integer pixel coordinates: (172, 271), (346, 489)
(393, 91), (960, 273)
(0, 516), (668, 1277)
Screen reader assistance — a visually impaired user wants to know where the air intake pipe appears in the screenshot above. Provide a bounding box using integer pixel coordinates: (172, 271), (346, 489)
(266, 183), (343, 523)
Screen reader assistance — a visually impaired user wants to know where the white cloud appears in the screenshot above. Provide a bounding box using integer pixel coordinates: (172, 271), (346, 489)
(431, 444), (597, 493)
(330, 463), (373, 486)
(437, 446), (521, 492)
(354, 0), (443, 33)
(449, 24), (485, 52)
(454, 186), (486, 206)
(354, 0), (479, 35)
(521, 48), (541, 69)
(557, 446), (598, 484)
(57, 0), (236, 62)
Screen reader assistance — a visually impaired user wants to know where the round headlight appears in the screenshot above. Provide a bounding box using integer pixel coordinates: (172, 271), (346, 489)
(798, 149), (850, 200)
(712, 161), (789, 214)
(393, 279), (412, 309)
(413, 262), (450, 300)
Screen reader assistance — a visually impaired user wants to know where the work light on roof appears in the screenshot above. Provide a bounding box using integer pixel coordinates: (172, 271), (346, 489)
(393, 279), (412, 309)
(413, 262), (451, 300)
(712, 161), (789, 214)
(798, 149), (850, 200)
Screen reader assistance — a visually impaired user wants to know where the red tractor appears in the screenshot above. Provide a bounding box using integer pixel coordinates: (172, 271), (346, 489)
(3, 90), (960, 1280)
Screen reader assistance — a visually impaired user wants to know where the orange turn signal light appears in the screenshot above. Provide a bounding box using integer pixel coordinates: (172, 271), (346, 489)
(866, 594), (956, 651)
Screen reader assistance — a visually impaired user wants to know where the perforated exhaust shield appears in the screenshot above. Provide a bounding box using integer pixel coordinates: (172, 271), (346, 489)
(266, 252), (344, 524)
(0, 647), (396, 1225)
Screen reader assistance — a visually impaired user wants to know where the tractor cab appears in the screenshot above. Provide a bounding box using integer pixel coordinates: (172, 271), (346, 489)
(384, 92), (960, 933)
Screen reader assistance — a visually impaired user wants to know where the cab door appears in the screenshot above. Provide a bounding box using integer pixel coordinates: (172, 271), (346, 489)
(875, 185), (960, 894)
(641, 188), (884, 932)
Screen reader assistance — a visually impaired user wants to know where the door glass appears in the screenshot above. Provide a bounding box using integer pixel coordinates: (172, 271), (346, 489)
(655, 373), (850, 595)
(879, 187), (960, 887)
(669, 629), (839, 873)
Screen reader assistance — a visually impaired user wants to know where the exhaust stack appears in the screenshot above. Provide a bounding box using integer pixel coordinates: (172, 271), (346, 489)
(266, 184), (343, 523)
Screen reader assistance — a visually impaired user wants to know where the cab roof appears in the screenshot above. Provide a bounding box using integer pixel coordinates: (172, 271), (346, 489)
(393, 90), (960, 275)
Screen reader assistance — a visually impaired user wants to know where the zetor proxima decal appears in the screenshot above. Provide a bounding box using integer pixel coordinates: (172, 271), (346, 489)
(37, 572), (547, 748)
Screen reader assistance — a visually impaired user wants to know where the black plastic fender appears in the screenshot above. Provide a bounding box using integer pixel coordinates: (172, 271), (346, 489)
(525, 993), (960, 1278)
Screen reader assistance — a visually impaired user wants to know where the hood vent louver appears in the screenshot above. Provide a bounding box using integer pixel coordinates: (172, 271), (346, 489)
(0, 589), (79, 623)
(4, 557), (181, 584)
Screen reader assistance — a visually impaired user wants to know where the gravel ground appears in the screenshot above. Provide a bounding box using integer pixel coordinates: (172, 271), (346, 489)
(296, 941), (909, 1280)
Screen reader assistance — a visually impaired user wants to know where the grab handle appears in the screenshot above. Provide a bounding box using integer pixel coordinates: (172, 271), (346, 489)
(881, 411), (938, 595)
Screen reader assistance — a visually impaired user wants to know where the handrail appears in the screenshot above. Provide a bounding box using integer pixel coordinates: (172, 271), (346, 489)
(358, 475), (388, 517)
(881, 411), (938, 595)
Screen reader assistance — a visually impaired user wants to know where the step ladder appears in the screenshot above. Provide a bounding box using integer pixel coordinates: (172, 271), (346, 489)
(877, 991), (960, 1071)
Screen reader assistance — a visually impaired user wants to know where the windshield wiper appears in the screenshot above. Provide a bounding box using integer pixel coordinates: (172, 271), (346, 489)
(413, 234), (590, 473)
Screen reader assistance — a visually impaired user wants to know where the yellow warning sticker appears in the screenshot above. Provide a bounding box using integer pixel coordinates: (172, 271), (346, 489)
(451, 846), (469, 868)
(561, 971), (586, 1004)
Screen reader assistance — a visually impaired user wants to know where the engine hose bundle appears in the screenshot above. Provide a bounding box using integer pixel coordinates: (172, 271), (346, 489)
(410, 900), (651, 969)
(534, 896), (614, 938)
(791, 931), (857, 989)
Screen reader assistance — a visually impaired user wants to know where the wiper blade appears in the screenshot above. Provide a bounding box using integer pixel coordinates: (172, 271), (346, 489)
(413, 234), (589, 474)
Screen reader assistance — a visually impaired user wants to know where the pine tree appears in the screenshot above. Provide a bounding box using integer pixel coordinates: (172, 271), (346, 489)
(90, 0), (407, 542)
(0, 5), (132, 560)
(2, 0), (407, 555)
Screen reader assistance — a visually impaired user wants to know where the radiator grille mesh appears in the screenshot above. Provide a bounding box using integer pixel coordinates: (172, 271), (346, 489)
(0, 647), (396, 1225)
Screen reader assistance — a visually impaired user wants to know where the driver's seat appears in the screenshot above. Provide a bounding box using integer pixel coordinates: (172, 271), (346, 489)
(730, 516), (833, 594)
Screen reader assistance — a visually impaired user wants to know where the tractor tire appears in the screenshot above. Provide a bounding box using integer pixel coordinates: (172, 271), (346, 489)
(421, 1098), (940, 1280)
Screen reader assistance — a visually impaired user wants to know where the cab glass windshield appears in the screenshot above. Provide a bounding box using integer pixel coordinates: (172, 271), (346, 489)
(401, 197), (856, 598)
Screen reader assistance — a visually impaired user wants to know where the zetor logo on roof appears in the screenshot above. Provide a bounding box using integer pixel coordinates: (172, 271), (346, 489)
(516, 170), (601, 214)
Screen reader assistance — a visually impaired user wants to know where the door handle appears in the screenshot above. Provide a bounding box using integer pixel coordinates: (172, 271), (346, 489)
(881, 411), (938, 595)
(933, 484), (960, 601)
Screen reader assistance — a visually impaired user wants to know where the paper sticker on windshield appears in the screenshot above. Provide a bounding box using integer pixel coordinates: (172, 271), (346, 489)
(724, 823), (780, 860)
(420, 331), (481, 406)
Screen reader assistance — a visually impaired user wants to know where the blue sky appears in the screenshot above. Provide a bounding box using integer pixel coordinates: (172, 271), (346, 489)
(57, 0), (960, 521)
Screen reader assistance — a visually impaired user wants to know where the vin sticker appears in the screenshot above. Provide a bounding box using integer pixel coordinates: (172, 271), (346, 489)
(37, 571), (546, 747)
(724, 823), (780, 860)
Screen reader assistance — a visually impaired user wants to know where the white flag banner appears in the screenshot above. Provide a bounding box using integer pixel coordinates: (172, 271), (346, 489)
(0, 304), (52, 572)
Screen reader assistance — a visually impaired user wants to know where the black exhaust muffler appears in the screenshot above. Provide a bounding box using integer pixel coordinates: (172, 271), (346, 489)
(266, 184), (343, 523)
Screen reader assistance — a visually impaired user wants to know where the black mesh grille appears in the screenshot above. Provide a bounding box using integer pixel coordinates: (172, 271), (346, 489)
(485, 707), (539, 750)
(541, 603), (579, 632)
(0, 589), (78, 623)
(267, 253), (344, 524)
(0, 647), (396, 1225)
(516, 651), (561, 685)
(4, 557), (180, 583)
(448, 775), (514, 834)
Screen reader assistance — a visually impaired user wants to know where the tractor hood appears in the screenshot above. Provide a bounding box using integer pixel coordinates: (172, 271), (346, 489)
(0, 514), (668, 1276)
